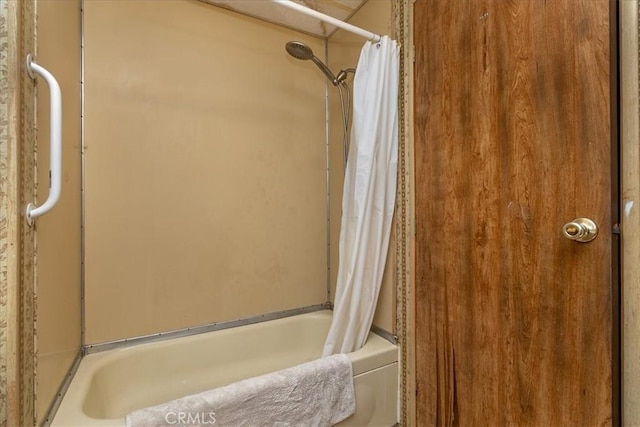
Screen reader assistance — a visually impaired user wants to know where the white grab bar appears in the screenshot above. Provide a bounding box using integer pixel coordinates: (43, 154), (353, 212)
(25, 54), (62, 226)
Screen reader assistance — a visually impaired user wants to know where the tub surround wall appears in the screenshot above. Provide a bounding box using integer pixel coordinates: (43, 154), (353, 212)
(84, 1), (328, 345)
(327, 0), (396, 333)
(22, 0), (401, 419)
(35, 0), (83, 423)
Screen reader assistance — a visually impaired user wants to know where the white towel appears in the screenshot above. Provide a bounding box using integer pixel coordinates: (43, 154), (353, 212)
(125, 354), (355, 427)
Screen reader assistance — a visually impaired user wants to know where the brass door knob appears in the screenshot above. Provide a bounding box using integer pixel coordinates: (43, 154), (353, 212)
(562, 218), (598, 242)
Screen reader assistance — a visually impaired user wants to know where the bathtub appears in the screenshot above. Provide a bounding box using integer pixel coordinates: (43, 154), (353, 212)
(51, 310), (398, 426)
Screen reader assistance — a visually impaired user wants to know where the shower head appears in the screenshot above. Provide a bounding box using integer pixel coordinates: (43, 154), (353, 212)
(285, 41), (314, 60)
(285, 41), (339, 86)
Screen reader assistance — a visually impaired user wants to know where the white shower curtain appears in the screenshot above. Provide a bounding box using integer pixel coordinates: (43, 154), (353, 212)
(323, 36), (399, 356)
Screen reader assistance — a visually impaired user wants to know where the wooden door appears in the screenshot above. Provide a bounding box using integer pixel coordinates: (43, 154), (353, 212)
(414, 1), (616, 425)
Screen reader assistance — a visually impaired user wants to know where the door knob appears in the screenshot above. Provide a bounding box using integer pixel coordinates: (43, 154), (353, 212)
(562, 218), (598, 242)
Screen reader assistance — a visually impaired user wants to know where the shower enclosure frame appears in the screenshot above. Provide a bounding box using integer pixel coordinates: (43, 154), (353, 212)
(0, 1), (415, 426)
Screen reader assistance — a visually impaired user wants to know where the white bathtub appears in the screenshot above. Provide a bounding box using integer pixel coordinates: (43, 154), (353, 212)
(51, 310), (398, 426)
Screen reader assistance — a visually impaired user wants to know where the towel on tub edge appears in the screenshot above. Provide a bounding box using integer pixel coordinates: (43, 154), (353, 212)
(125, 353), (355, 427)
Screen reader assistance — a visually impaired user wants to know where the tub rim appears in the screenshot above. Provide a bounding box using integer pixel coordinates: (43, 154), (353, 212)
(52, 310), (398, 426)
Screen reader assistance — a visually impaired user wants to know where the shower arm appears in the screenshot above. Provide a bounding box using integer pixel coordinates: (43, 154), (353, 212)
(336, 68), (356, 85)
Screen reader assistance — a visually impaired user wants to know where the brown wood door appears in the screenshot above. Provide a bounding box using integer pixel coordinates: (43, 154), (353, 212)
(414, 1), (616, 425)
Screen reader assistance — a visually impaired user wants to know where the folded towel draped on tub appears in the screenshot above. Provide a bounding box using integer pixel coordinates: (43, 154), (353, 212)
(125, 354), (355, 427)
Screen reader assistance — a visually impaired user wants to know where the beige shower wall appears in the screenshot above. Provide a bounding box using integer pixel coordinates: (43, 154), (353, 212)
(35, 0), (82, 423)
(84, 1), (328, 344)
(327, 0), (396, 333)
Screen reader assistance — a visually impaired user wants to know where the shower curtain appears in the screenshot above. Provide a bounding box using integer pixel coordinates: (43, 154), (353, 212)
(323, 36), (399, 356)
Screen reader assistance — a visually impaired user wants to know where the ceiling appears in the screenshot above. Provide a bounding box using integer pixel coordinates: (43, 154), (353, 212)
(199, 0), (369, 39)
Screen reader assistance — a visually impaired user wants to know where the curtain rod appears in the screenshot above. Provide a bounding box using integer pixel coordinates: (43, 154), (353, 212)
(270, 0), (382, 43)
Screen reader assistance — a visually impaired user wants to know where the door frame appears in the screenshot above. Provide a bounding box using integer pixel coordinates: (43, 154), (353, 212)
(394, 1), (416, 425)
(611, 1), (621, 426)
(619, 0), (640, 425)
(0, 1), (37, 425)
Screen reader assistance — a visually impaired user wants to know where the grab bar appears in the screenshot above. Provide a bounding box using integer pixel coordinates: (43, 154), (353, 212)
(25, 54), (62, 226)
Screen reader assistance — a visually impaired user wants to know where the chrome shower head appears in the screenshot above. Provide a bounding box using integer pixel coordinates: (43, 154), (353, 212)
(285, 41), (338, 85)
(285, 41), (314, 60)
